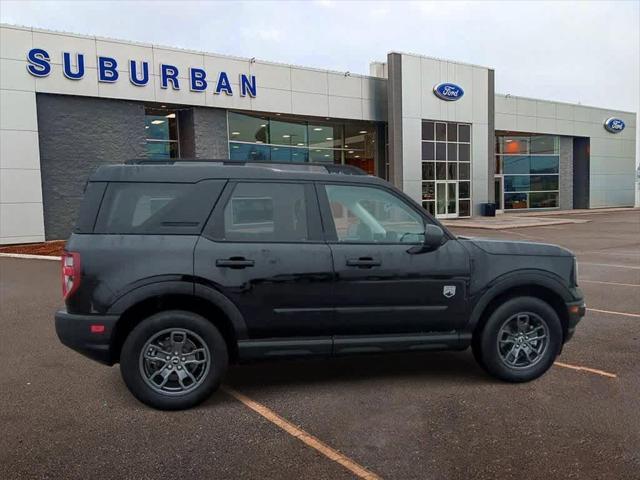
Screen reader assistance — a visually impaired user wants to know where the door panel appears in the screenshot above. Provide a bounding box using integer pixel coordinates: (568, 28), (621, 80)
(195, 181), (334, 340)
(330, 241), (470, 334)
(320, 182), (471, 335)
(194, 239), (334, 338)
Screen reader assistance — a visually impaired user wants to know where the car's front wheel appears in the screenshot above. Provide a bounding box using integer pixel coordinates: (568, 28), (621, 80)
(475, 296), (562, 382)
(120, 310), (228, 410)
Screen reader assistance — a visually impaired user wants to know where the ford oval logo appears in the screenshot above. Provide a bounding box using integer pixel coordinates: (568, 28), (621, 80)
(604, 117), (625, 133)
(433, 83), (464, 101)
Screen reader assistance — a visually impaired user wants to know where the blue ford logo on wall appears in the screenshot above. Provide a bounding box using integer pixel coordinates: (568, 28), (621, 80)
(604, 117), (625, 133)
(433, 83), (464, 101)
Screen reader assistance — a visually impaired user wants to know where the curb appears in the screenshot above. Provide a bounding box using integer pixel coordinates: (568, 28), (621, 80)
(0, 253), (61, 261)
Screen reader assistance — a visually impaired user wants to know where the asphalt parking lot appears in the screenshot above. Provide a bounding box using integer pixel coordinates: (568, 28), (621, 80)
(1, 210), (639, 480)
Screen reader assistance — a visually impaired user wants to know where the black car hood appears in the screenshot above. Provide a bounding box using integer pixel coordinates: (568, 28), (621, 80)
(463, 237), (574, 257)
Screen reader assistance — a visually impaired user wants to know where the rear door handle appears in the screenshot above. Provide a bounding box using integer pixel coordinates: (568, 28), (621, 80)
(346, 257), (381, 268)
(216, 257), (255, 269)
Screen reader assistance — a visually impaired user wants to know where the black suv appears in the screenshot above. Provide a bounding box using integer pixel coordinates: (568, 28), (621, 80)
(55, 161), (585, 410)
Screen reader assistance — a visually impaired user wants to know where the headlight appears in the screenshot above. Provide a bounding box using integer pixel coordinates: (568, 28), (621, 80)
(572, 257), (579, 286)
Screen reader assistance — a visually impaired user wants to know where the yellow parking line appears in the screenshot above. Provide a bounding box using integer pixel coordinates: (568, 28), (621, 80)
(223, 386), (382, 480)
(554, 361), (617, 378)
(588, 308), (640, 318)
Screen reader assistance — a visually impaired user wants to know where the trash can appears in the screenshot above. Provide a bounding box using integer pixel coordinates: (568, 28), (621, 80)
(480, 203), (496, 217)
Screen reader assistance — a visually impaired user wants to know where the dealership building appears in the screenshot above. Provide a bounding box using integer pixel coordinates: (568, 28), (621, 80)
(0, 23), (637, 244)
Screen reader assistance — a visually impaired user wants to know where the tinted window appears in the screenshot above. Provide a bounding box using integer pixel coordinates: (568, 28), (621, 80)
(94, 181), (223, 234)
(223, 183), (309, 242)
(325, 185), (424, 243)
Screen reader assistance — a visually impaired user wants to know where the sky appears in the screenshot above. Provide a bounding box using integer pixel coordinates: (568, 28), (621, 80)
(1, 0), (639, 157)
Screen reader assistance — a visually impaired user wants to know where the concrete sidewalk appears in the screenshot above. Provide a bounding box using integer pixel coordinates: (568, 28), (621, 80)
(442, 215), (590, 229)
(442, 206), (638, 229)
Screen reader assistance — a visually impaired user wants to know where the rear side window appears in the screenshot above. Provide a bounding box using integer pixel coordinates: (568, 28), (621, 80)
(94, 180), (224, 234)
(74, 181), (107, 233)
(222, 182), (309, 242)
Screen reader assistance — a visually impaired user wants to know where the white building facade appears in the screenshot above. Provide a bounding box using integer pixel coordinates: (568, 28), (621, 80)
(0, 24), (636, 244)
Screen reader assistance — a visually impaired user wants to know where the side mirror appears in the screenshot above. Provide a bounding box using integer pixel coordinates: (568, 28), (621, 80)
(408, 224), (445, 254)
(424, 224), (445, 250)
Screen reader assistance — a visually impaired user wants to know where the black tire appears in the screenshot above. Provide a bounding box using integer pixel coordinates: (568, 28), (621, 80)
(474, 296), (562, 382)
(120, 310), (228, 410)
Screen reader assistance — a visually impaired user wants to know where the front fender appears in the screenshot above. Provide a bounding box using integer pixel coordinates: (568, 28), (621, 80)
(464, 269), (576, 336)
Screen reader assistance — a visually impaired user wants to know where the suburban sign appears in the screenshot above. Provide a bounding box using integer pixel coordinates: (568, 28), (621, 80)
(603, 117), (625, 133)
(25, 48), (257, 97)
(433, 82), (464, 101)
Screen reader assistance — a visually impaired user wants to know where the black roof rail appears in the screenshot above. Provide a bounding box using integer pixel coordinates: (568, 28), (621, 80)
(123, 159), (368, 176)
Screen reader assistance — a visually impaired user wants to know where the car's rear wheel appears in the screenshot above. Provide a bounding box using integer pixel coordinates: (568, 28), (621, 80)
(475, 296), (562, 382)
(120, 310), (228, 410)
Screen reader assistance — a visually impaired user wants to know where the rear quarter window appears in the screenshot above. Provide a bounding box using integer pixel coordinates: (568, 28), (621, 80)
(94, 180), (225, 235)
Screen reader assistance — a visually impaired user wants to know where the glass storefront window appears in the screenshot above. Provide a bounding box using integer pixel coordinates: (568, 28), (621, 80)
(145, 108), (179, 159)
(422, 122), (434, 141)
(421, 120), (472, 218)
(529, 192), (559, 208)
(309, 122), (343, 149)
(422, 162), (435, 180)
(496, 133), (560, 210)
(229, 143), (270, 161)
(504, 193), (528, 209)
(458, 124), (471, 143)
(271, 119), (307, 147)
(504, 175), (531, 192)
(530, 156), (559, 174)
(458, 144), (470, 162)
(459, 163), (470, 180)
(227, 111), (377, 174)
(503, 156), (530, 175)
(228, 112), (269, 143)
(422, 142), (435, 160)
(530, 135), (559, 154)
(309, 148), (338, 163)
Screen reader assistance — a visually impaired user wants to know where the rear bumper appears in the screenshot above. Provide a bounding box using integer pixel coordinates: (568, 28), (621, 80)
(55, 310), (119, 365)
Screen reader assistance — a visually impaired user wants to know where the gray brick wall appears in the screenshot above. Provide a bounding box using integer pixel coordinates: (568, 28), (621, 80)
(192, 107), (229, 159)
(36, 93), (146, 240)
(559, 136), (574, 210)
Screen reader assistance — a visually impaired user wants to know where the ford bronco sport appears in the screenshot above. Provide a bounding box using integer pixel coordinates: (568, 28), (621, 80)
(55, 161), (585, 410)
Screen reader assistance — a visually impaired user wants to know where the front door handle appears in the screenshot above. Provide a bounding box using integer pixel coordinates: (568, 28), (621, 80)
(216, 257), (255, 269)
(346, 257), (381, 268)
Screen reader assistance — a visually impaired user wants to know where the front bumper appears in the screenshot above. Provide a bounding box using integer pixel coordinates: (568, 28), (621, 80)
(564, 297), (586, 342)
(55, 310), (119, 365)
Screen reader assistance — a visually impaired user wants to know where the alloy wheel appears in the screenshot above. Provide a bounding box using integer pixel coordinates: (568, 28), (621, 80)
(496, 312), (549, 369)
(139, 328), (211, 396)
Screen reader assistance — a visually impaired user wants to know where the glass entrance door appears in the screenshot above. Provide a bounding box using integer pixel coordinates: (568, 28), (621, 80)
(436, 181), (458, 218)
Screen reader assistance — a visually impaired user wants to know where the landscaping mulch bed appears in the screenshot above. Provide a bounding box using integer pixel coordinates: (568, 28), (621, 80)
(0, 240), (66, 257)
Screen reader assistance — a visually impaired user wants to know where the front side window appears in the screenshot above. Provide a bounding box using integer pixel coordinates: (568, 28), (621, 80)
(324, 184), (424, 243)
(223, 183), (308, 242)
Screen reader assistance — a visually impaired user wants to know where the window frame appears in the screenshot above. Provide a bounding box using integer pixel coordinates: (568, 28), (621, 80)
(203, 179), (324, 244)
(316, 181), (436, 245)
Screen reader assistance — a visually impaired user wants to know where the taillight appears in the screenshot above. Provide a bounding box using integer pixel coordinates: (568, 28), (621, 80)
(61, 251), (81, 300)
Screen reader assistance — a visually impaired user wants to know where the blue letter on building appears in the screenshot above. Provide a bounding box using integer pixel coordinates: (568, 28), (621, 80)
(62, 52), (85, 80)
(26, 48), (51, 77)
(129, 60), (149, 86)
(240, 74), (257, 97)
(190, 68), (207, 92)
(98, 56), (119, 82)
(215, 72), (233, 95)
(161, 64), (180, 90)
